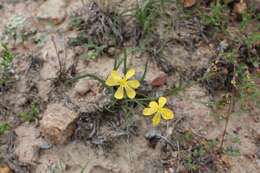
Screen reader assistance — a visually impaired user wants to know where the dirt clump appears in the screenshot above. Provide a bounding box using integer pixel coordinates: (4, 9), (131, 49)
(40, 103), (78, 144)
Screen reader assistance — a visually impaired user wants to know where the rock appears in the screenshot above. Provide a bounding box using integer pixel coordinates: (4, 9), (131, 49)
(40, 103), (78, 144)
(14, 124), (45, 165)
(151, 74), (168, 87)
(0, 164), (12, 173)
(36, 0), (67, 25)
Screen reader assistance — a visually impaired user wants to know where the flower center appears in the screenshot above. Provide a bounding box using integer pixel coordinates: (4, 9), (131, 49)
(158, 107), (163, 113)
(119, 78), (128, 87)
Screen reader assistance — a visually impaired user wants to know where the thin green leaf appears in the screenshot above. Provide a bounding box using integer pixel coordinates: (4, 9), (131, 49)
(140, 57), (149, 82)
(115, 57), (125, 70)
(69, 73), (109, 89)
(123, 49), (127, 74)
(113, 58), (118, 70)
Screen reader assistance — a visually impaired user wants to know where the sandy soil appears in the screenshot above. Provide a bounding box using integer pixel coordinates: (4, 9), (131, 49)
(0, 0), (259, 173)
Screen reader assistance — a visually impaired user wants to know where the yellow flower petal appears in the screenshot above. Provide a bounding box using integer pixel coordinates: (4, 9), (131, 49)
(114, 86), (124, 99)
(143, 107), (157, 116)
(111, 70), (122, 80)
(161, 108), (174, 120)
(158, 97), (167, 107)
(125, 69), (135, 79)
(127, 80), (140, 89)
(149, 101), (158, 109)
(125, 85), (136, 99)
(106, 70), (122, 86)
(106, 78), (120, 86)
(152, 112), (161, 126)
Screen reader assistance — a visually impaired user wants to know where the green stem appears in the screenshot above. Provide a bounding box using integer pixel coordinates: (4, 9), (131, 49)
(124, 97), (158, 102)
(140, 57), (149, 82)
(123, 49), (127, 74)
(69, 73), (109, 89)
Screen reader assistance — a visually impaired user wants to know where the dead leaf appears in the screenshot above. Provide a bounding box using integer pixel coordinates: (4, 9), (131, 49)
(0, 165), (12, 173)
(182, 0), (196, 8)
(151, 74), (168, 87)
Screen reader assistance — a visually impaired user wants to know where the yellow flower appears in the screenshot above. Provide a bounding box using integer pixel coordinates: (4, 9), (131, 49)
(105, 69), (140, 99)
(143, 97), (174, 126)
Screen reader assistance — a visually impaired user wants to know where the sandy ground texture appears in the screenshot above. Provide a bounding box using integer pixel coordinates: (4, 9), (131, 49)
(0, 0), (260, 173)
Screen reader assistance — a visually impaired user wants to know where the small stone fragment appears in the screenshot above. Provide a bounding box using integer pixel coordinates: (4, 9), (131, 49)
(40, 103), (78, 144)
(151, 74), (168, 87)
(36, 0), (67, 25)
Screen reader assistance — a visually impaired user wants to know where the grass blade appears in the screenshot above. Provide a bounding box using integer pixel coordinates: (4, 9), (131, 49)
(140, 57), (149, 82)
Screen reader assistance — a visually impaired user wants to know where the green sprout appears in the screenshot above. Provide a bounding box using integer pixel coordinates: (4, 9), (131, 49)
(0, 43), (15, 85)
(19, 103), (39, 122)
(0, 123), (10, 135)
